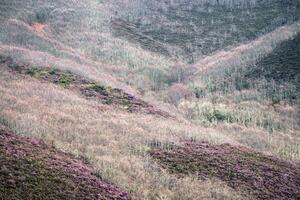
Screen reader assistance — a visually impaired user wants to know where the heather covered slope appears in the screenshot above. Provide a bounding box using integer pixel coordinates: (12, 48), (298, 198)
(151, 142), (300, 199)
(0, 127), (130, 200)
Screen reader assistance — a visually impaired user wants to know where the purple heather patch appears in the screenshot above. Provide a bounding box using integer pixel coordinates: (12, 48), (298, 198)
(150, 141), (300, 200)
(0, 128), (131, 200)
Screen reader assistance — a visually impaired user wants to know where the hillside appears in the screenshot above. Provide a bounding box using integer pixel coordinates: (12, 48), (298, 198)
(111, 0), (300, 62)
(0, 0), (300, 199)
(151, 141), (300, 199)
(0, 127), (130, 200)
(247, 33), (300, 88)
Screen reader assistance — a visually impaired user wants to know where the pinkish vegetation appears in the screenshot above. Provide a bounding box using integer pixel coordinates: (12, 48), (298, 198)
(150, 142), (300, 199)
(0, 128), (131, 200)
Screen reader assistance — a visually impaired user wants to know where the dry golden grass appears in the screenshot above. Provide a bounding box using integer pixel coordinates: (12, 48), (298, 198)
(0, 67), (244, 199)
(0, 12), (174, 95)
(0, 43), (136, 94)
(179, 97), (300, 162)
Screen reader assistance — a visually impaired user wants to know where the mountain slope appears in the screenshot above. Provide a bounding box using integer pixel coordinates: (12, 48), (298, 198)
(246, 33), (300, 88)
(111, 0), (300, 62)
(0, 127), (130, 200)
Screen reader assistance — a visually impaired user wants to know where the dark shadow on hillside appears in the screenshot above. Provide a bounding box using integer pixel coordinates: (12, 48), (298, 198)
(246, 33), (300, 88)
(111, 0), (300, 63)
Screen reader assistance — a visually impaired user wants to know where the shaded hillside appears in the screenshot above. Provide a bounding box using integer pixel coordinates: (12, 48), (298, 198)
(151, 142), (300, 199)
(246, 33), (300, 88)
(189, 32), (300, 105)
(0, 127), (130, 200)
(112, 0), (300, 62)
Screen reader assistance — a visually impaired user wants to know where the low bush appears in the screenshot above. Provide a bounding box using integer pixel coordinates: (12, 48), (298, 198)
(193, 87), (207, 98)
(28, 7), (52, 24)
(184, 101), (286, 132)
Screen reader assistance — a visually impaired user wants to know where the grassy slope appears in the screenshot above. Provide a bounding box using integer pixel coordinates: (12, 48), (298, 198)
(0, 67), (242, 199)
(0, 0), (174, 93)
(1, 55), (170, 117)
(178, 31), (300, 161)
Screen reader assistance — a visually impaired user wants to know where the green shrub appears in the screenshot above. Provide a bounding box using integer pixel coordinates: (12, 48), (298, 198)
(193, 87), (206, 98)
(90, 84), (106, 92)
(283, 90), (298, 101)
(271, 95), (281, 105)
(203, 108), (234, 123)
(26, 68), (75, 88)
(26, 68), (49, 78)
(28, 7), (52, 24)
(189, 102), (286, 132)
(235, 79), (251, 91)
(35, 9), (48, 23)
(58, 73), (75, 87)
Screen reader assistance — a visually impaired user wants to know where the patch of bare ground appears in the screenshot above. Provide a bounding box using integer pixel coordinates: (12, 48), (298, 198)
(150, 142), (300, 200)
(0, 127), (130, 200)
(0, 55), (170, 117)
